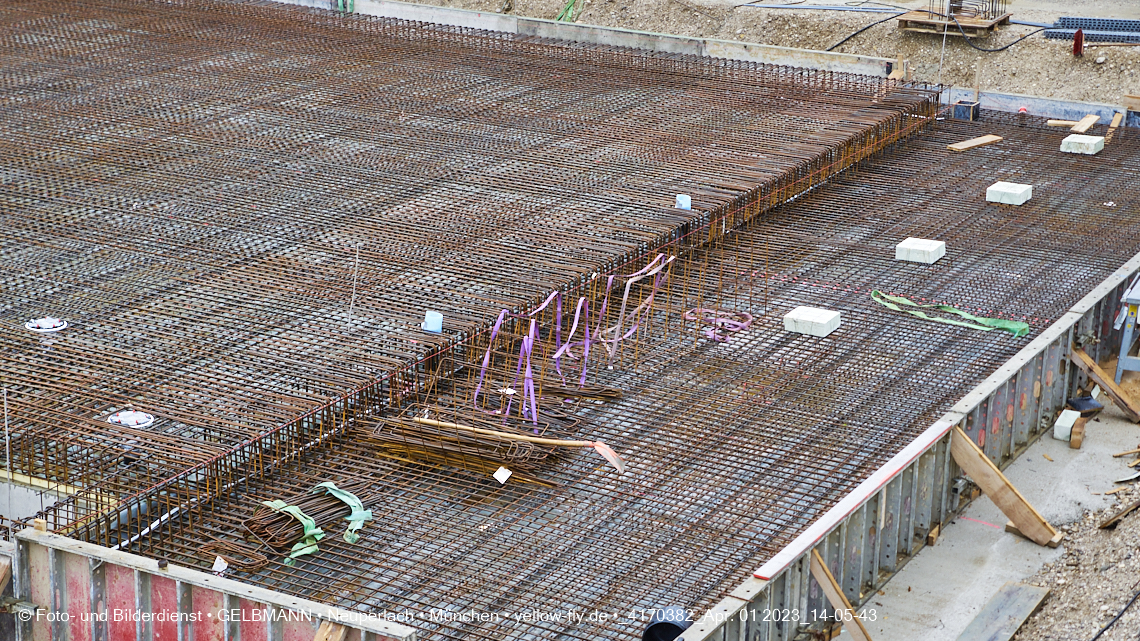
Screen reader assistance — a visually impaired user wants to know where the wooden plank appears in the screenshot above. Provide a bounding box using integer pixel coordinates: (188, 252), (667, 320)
(809, 549), (874, 641)
(1106, 112), (1124, 143)
(926, 524), (940, 546)
(1069, 349), (1140, 422)
(1070, 114), (1100, 133)
(954, 581), (1050, 641)
(314, 621), (349, 641)
(1069, 417), (1087, 449)
(1004, 522), (1063, 548)
(948, 135), (1003, 152)
(1125, 95), (1140, 112)
(1100, 497), (1140, 529)
(0, 555), (10, 595)
(951, 427), (1060, 546)
(1046, 120), (1079, 127)
(1112, 447), (1140, 458)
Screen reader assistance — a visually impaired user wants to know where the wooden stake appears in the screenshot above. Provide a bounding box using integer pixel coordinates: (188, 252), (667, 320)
(950, 427), (1060, 546)
(809, 550), (874, 641)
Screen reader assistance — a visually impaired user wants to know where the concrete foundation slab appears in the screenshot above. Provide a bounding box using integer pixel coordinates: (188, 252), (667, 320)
(863, 406), (1140, 641)
(895, 237), (946, 264)
(986, 181), (1033, 205)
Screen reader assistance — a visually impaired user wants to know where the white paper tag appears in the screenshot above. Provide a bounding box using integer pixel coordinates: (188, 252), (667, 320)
(211, 556), (228, 573)
(493, 467), (512, 484)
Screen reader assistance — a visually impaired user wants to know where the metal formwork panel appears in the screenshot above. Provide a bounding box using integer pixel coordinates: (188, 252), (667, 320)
(8, 531), (415, 641)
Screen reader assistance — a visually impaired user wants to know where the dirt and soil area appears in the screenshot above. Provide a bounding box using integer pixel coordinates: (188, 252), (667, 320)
(1013, 481), (1140, 641)
(417, 0), (1140, 104)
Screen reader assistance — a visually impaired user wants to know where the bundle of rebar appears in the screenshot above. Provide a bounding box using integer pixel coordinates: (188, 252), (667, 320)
(242, 480), (371, 550)
(363, 402), (592, 484)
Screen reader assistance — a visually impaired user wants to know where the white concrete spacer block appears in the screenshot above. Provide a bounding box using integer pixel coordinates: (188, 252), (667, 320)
(986, 181), (1032, 205)
(1060, 134), (1105, 155)
(1052, 409), (1081, 442)
(783, 306), (841, 338)
(895, 237), (946, 264)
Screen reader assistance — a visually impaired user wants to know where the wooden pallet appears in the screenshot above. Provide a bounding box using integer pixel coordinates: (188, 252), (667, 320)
(896, 10), (1012, 37)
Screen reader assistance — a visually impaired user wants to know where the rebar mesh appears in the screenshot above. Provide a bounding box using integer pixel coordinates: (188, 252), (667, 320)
(123, 115), (1139, 640)
(3, 0), (1137, 638)
(0, 0), (935, 512)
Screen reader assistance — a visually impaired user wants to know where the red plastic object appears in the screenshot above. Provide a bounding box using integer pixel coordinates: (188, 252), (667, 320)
(1074, 28), (1084, 56)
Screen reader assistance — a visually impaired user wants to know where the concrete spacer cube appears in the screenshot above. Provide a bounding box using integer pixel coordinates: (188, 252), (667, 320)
(895, 237), (946, 264)
(1060, 134), (1105, 155)
(783, 306), (841, 338)
(986, 181), (1032, 205)
(1053, 409), (1081, 442)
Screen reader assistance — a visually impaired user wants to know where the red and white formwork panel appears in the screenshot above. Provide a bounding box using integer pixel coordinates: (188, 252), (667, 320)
(3, 528), (418, 641)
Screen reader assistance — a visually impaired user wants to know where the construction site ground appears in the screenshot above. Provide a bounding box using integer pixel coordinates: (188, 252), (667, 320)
(864, 401), (1140, 641)
(419, 0), (1140, 105)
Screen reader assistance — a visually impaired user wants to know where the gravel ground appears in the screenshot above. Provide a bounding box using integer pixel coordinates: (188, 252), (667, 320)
(417, 0), (1140, 104)
(1013, 479), (1140, 641)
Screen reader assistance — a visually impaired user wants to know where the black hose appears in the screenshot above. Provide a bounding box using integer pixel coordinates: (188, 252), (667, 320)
(1089, 589), (1140, 641)
(826, 12), (906, 51)
(953, 17), (1048, 52)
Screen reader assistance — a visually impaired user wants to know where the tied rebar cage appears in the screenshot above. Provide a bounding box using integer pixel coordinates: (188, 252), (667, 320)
(17, 0), (1140, 639)
(926, 0), (1009, 21)
(92, 114), (1140, 641)
(0, 0), (939, 535)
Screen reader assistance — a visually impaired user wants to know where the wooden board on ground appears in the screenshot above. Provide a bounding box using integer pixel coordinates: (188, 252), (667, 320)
(1125, 95), (1140, 112)
(809, 550), (873, 641)
(1047, 120), (1079, 127)
(1069, 417), (1087, 449)
(1069, 349), (1140, 422)
(951, 427), (1060, 546)
(1100, 497), (1140, 529)
(948, 135), (1002, 152)
(954, 581), (1050, 641)
(1070, 114), (1100, 133)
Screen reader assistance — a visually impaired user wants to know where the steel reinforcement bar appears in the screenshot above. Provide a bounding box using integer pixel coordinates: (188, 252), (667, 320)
(679, 251), (1140, 641)
(1, 0), (939, 532)
(20, 18), (940, 542)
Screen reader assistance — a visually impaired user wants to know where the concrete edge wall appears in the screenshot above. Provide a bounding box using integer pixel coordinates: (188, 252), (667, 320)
(5, 529), (419, 641)
(943, 87), (1137, 127)
(272, 0), (895, 76)
(680, 250), (1140, 641)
